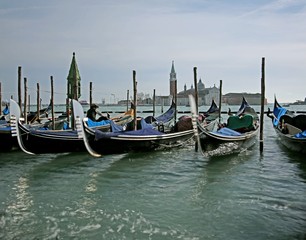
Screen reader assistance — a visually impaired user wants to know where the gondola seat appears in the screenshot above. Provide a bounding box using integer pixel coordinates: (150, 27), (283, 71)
(227, 114), (255, 133)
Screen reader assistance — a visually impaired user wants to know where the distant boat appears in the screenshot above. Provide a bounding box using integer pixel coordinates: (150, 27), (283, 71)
(79, 100), (89, 105)
(281, 97), (306, 107)
(291, 99), (306, 105)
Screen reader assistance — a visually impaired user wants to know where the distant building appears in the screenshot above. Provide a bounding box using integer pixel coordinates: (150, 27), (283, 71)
(291, 97), (306, 105)
(176, 79), (220, 106)
(154, 61), (221, 106)
(223, 93), (267, 105)
(133, 61), (266, 106)
(169, 61), (177, 98)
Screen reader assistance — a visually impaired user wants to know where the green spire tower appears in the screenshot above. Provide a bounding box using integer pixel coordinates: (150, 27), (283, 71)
(67, 52), (81, 100)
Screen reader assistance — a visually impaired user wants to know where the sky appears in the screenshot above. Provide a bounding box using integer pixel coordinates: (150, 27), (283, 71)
(0, 0), (306, 104)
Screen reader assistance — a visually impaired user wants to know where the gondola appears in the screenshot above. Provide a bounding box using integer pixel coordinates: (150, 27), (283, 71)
(10, 99), (85, 154)
(200, 99), (219, 123)
(84, 100), (175, 133)
(72, 100), (194, 157)
(26, 100), (52, 124)
(0, 102), (52, 152)
(267, 97), (306, 153)
(10, 99), (135, 154)
(9, 99), (177, 155)
(0, 104), (17, 151)
(0, 121), (18, 152)
(190, 95), (259, 156)
(86, 107), (134, 132)
(144, 100), (176, 131)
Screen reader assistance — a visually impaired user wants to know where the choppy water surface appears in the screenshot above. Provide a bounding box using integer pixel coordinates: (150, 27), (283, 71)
(1, 106), (306, 239)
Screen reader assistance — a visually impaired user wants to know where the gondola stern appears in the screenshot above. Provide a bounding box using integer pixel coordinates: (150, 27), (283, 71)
(188, 95), (203, 153)
(9, 99), (35, 155)
(72, 99), (102, 158)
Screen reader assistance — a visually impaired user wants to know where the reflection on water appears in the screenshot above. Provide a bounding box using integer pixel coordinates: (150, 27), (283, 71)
(202, 142), (240, 157)
(8, 176), (32, 214)
(3, 175), (34, 239)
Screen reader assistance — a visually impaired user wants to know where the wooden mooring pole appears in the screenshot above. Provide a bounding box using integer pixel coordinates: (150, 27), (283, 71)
(89, 82), (93, 106)
(36, 83), (40, 122)
(0, 82), (2, 113)
(126, 90), (129, 112)
(66, 98), (70, 129)
(174, 78), (177, 123)
(193, 67), (198, 113)
(260, 57), (265, 152)
(24, 77), (27, 124)
(18, 66), (22, 112)
(133, 70), (137, 131)
(193, 67), (198, 152)
(28, 95), (30, 115)
(161, 98), (164, 113)
(51, 76), (55, 130)
(218, 80), (223, 122)
(153, 89), (156, 117)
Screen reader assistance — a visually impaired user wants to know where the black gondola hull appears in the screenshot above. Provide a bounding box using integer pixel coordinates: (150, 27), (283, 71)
(18, 124), (86, 154)
(267, 97), (306, 154)
(0, 128), (18, 152)
(274, 128), (306, 153)
(199, 127), (259, 154)
(86, 130), (194, 155)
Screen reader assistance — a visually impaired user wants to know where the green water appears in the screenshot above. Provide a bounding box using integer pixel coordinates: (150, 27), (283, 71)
(1, 105), (306, 239)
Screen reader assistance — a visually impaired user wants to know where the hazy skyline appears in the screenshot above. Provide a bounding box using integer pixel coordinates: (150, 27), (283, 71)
(1, 0), (306, 104)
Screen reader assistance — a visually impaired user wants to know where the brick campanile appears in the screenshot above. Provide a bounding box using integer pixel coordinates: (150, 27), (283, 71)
(169, 61), (177, 97)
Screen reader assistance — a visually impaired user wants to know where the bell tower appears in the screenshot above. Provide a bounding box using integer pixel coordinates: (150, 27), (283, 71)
(169, 61), (177, 97)
(67, 52), (81, 100)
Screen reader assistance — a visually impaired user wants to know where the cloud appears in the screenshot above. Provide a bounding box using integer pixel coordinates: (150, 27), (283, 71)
(241, 0), (306, 16)
(1, 0), (306, 104)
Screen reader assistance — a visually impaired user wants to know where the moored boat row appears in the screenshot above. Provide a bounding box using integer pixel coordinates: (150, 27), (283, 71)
(2, 96), (306, 157)
(8, 98), (195, 156)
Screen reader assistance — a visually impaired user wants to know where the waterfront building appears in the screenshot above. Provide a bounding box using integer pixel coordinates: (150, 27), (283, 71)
(176, 80), (220, 106)
(119, 61), (266, 106)
(223, 93), (267, 105)
(168, 61), (219, 106)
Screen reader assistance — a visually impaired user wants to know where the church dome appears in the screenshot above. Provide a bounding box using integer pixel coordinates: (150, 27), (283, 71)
(197, 78), (205, 90)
